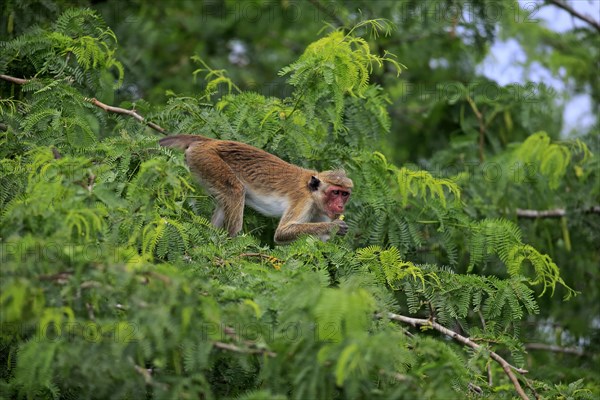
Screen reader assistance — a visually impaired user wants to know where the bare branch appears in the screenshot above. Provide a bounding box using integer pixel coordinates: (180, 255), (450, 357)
(379, 369), (411, 382)
(478, 310), (493, 386)
(468, 382), (483, 395)
(86, 98), (167, 135)
(525, 343), (584, 356)
(134, 364), (153, 384)
(85, 302), (96, 321)
(386, 312), (530, 400)
(0, 74), (168, 135)
(465, 95), (487, 162)
(523, 377), (541, 400)
(213, 341), (276, 357)
(39, 271), (72, 284)
(546, 0), (600, 33)
(307, 0), (345, 28)
(0, 74), (29, 85)
(516, 206), (600, 218)
(219, 326), (278, 357)
(239, 252), (282, 269)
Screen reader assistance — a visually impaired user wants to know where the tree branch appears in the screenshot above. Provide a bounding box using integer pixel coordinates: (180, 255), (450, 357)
(516, 206), (600, 218)
(0, 74), (168, 135)
(0, 74), (28, 85)
(134, 364), (153, 384)
(86, 98), (167, 135)
(546, 0), (600, 33)
(386, 312), (530, 400)
(466, 95), (486, 162)
(307, 0), (345, 28)
(478, 310), (493, 386)
(525, 343), (584, 356)
(215, 326), (277, 357)
(213, 341), (276, 357)
(239, 252), (282, 269)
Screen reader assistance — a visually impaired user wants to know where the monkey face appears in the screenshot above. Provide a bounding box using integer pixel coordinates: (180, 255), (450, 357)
(324, 185), (351, 219)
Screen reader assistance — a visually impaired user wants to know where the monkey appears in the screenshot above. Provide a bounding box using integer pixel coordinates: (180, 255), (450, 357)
(159, 134), (353, 243)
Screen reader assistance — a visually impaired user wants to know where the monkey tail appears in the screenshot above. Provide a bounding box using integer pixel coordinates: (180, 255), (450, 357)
(158, 134), (212, 150)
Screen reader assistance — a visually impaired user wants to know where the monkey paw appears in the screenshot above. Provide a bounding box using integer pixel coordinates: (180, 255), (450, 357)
(333, 219), (349, 236)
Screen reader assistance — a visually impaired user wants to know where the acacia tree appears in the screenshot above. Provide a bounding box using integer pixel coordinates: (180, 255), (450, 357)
(1, 4), (598, 400)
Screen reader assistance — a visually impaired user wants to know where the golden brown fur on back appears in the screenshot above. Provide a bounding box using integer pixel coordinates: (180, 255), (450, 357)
(210, 140), (311, 193)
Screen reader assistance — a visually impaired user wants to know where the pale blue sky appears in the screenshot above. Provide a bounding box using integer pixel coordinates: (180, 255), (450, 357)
(479, 0), (599, 135)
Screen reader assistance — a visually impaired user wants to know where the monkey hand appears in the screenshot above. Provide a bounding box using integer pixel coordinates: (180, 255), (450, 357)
(332, 219), (348, 236)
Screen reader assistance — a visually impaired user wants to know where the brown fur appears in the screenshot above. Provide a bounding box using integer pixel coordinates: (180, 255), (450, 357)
(159, 134), (353, 243)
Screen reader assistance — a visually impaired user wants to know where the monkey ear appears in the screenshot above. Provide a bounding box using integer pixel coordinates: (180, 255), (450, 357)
(308, 176), (321, 191)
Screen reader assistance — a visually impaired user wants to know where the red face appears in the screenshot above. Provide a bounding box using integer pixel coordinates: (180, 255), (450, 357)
(324, 185), (351, 219)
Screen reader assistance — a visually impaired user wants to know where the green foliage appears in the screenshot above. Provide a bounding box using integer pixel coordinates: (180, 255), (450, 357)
(280, 23), (403, 134)
(512, 131), (591, 190)
(1, 5), (598, 400)
(1, 8), (123, 92)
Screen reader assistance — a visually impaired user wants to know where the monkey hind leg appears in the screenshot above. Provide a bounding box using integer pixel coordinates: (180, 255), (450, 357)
(187, 148), (245, 236)
(219, 192), (245, 237)
(211, 206), (225, 229)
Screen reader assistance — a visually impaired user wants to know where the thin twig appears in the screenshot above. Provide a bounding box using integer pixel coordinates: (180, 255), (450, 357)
(385, 312), (530, 400)
(546, 0), (600, 33)
(134, 364), (153, 384)
(39, 271), (72, 284)
(525, 343), (584, 356)
(307, 0), (345, 27)
(85, 302), (96, 321)
(0, 74), (28, 85)
(239, 252), (273, 260)
(523, 377), (541, 400)
(213, 341), (276, 357)
(218, 326), (277, 357)
(0, 74), (168, 135)
(478, 310), (493, 386)
(379, 369), (411, 382)
(465, 95), (486, 162)
(468, 382), (484, 395)
(87, 98), (167, 135)
(87, 172), (96, 192)
(516, 206), (600, 218)
(239, 252), (282, 269)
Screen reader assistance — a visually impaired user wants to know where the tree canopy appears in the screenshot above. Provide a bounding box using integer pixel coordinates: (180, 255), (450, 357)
(1, 1), (598, 399)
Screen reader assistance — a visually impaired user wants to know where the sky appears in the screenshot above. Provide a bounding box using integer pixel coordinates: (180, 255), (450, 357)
(479, 0), (599, 135)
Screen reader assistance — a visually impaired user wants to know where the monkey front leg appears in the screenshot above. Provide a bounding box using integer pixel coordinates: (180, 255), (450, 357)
(274, 219), (347, 243)
(187, 148), (246, 237)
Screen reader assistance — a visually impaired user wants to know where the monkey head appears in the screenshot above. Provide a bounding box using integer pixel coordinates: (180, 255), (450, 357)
(309, 170), (353, 220)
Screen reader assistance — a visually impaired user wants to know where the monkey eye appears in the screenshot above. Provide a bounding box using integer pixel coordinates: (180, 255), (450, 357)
(332, 190), (340, 195)
(341, 191), (350, 197)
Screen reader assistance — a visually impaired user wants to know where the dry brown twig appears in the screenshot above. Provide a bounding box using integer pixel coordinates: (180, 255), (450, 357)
(0, 74), (168, 135)
(546, 0), (600, 33)
(516, 206), (600, 218)
(385, 312), (531, 400)
(213, 341), (276, 357)
(525, 342), (584, 356)
(86, 97), (167, 135)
